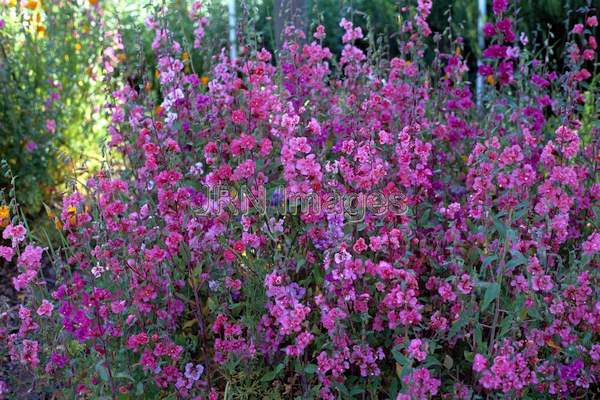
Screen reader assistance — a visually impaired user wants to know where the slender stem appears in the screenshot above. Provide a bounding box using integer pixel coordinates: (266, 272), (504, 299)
(190, 266), (212, 390)
(488, 211), (512, 353)
(95, 311), (117, 398)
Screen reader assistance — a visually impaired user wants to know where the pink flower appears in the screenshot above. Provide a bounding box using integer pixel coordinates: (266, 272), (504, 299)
(401, 368), (440, 399)
(17, 245), (44, 270)
(572, 24), (584, 34)
(456, 274), (473, 295)
(587, 16), (598, 27)
(438, 282), (457, 302)
(0, 246), (14, 262)
(353, 238), (368, 253)
(339, 18), (363, 43)
(111, 300), (126, 313)
(24, 140), (38, 152)
(231, 109), (246, 125)
(407, 339), (428, 362)
(36, 299), (54, 317)
(127, 332), (149, 350)
(46, 119), (56, 133)
(3, 224), (26, 247)
(473, 354), (488, 372)
(12, 270), (37, 291)
(313, 24), (326, 40)
(21, 340), (40, 368)
(232, 159), (256, 181)
(582, 232), (600, 255)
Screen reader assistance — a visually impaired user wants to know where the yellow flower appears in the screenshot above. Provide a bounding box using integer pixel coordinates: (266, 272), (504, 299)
(182, 51), (189, 61)
(74, 43), (82, 52)
(34, 22), (46, 38)
(67, 205), (77, 225)
(0, 206), (9, 220)
(8, 0), (17, 7)
(200, 76), (209, 86)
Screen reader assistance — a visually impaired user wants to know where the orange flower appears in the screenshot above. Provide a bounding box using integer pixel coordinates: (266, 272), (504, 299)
(486, 74), (495, 85)
(24, 0), (38, 10)
(0, 206), (9, 227)
(89, 0), (98, 5)
(182, 51), (189, 61)
(200, 76), (209, 86)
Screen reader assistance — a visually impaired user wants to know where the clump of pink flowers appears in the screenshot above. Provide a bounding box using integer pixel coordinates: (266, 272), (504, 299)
(0, 0), (598, 399)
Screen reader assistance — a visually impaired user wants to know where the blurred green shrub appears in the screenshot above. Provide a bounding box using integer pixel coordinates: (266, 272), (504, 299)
(0, 0), (105, 216)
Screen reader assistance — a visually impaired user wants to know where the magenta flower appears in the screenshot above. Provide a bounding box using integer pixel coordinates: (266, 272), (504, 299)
(473, 354), (488, 372)
(492, 0), (509, 15)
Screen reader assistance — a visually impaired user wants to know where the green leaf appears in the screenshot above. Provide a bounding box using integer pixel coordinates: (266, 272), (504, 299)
(506, 252), (527, 269)
(261, 363), (285, 382)
(482, 254), (498, 269)
(449, 313), (469, 337)
(114, 371), (134, 382)
(95, 361), (109, 382)
(392, 348), (411, 367)
(443, 354), (454, 370)
(304, 364), (317, 374)
(527, 306), (541, 320)
(464, 351), (474, 362)
(474, 323), (483, 348)
(493, 216), (507, 236)
(424, 355), (441, 368)
(481, 283), (500, 312)
(349, 386), (365, 395)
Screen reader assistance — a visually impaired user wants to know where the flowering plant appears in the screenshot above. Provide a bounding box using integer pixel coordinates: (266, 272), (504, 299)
(0, 0), (106, 216)
(1, 0), (598, 399)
